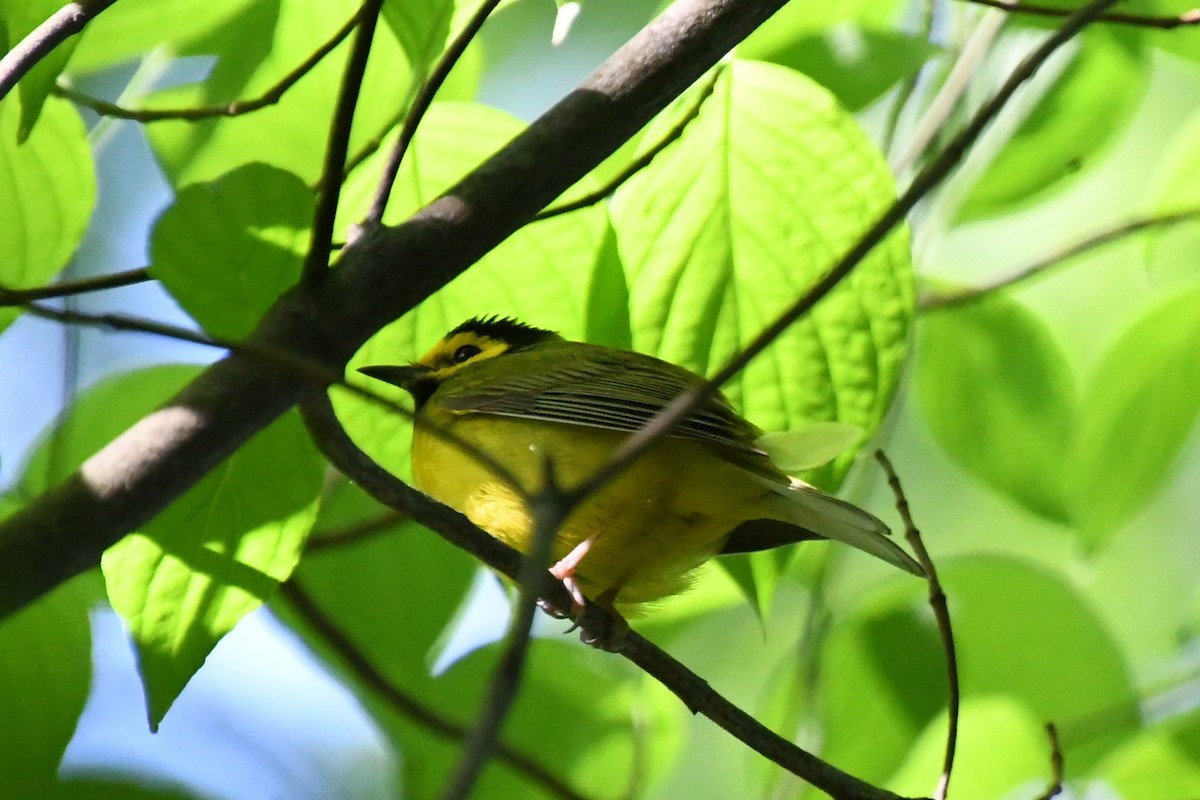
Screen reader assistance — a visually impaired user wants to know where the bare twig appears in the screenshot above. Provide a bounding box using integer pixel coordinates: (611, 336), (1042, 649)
(919, 206), (1200, 310)
(441, 469), (566, 800)
(0, 268), (151, 305)
(303, 0), (384, 282)
(52, 8), (360, 122)
(567, 0), (1122, 511)
(280, 580), (590, 800)
(304, 510), (407, 552)
(875, 451), (959, 800)
(299, 392), (922, 800)
(365, 0), (503, 226)
(0, 0), (118, 103)
(534, 67), (721, 221)
(966, 0), (1200, 29)
(1033, 722), (1064, 800)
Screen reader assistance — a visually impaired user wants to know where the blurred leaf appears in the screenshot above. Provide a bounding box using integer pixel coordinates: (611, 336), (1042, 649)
(101, 411), (322, 729)
(0, 0), (77, 137)
(336, 101), (607, 478)
(941, 556), (1137, 767)
(611, 59), (913, 492)
(917, 295), (1075, 523)
(1147, 0), (1200, 62)
(66, 0), (258, 73)
(1098, 709), (1200, 799)
(583, 218), (632, 350)
(151, 163), (311, 339)
(959, 29), (1146, 219)
(1071, 288), (1200, 545)
(0, 96), (94, 335)
(0, 574), (99, 798)
(888, 696), (1049, 799)
(1144, 106), (1200, 287)
(718, 550), (791, 621)
(146, 0), (410, 187)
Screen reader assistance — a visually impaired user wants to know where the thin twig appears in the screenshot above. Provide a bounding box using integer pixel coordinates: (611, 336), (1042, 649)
(1033, 722), (1064, 800)
(875, 451), (959, 800)
(299, 392), (922, 800)
(302, 0), (385, 283)
(534, 67), (722, 221)
(567, 0), (1122, 511)
(279, 580), (589, 800)
(919, 206), (1200, 310)
(0, 268), (151, 305)
(882, 0), (936, 156)
(52, 8), (360, 122)
(304, 510), (407, 552)
(0, 0), (118, 103)
(441, 470), (565, 800)
(365, 0), (503, 226)
(966, 0), (1200, 28)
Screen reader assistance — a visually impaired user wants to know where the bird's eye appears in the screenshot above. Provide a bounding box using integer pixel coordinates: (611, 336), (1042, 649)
(452, 344), (482, 364)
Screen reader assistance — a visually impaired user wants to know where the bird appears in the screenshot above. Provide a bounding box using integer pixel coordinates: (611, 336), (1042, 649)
(359, 316), (923, 619)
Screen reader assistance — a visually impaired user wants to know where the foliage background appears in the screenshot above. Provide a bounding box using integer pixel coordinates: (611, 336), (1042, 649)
(2, 0), (1200, 798)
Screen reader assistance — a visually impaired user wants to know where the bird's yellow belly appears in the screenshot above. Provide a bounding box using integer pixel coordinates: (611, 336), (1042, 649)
(412, 415), (771, 610)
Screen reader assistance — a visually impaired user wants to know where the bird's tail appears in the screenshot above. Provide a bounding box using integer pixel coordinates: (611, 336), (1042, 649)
(767, 478), (925, 576)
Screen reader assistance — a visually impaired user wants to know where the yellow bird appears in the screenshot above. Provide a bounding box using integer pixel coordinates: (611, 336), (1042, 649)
(360, 316), (922, 617)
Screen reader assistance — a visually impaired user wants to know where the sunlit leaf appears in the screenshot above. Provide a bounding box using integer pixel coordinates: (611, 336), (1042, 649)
(102, 411), (323, 729)
(611, 59), (913, 492)
(1144, 105), (1200, 287)
(0, 0), (78, 136)
(151, 162), (311, 339)
(0, 96), (94, 334)
(917, 295), (1075, 523)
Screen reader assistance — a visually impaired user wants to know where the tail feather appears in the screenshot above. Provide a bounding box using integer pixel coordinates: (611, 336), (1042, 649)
(763, 477), (925, 577)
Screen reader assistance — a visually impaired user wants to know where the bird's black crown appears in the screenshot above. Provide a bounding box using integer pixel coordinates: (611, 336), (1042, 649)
(449, 316), (557, 352)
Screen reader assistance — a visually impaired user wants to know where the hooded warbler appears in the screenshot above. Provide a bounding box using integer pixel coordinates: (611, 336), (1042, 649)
(360, 316), (922, 615)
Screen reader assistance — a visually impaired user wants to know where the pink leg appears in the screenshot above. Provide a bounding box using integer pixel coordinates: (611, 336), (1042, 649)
(550, 534), (597, 609)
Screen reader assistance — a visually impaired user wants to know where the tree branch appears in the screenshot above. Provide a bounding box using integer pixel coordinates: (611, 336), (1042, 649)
(0, 268), (151, 305)
(0, 0), (118, 103)
(279, 580), (590, 800)
(52, 7), (360, 122)
(964, 0), (1200, 29)
(0, 0), (796, 621)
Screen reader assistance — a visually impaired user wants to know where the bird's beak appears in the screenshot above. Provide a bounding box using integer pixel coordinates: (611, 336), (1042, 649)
(357, 364), (428, 393)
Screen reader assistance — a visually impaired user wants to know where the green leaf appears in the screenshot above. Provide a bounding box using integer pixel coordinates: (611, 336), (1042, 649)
(959, 29), (1146, 219)
(66, 0), (259, 73)
(150, 163), (312, 339)
(146, 0), (410, 187)
(0, 572), (99, 798)
(336, 101), (608, 478)
(0, 95), (94, 335)
(888, 697), (1050, 799)
(101, 410), (323, 729)
(1098, 710), (1200, 799)
(1144, 106), (1200, 288)
(0, 0), (78, 137)
(1070, 288), (1200, 545)
(940, 556), (1137, 767)
(611, 59), (914, 492)
(382, 0), (454, 72)
(916, 295), (1075, 523)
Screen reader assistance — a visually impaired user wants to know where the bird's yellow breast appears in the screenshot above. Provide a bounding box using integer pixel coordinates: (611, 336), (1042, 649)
(411, 410), (775, 609)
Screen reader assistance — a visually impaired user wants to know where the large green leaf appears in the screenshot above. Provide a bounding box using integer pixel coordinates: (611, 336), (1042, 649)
(335, 101), (610, 478)
(610, 59), (913, 491)
(1097, 710), (1200, 799)
(916, 295), (1075, 524)
(1070, 288), (1200, 545)
(146, 0), (410, 188)
(150, 162), (312, 339)
(66, 0), (258, 73)
(0, 95), (94, 334)
(0, 571), (99, 798)
(102, 410), (323, 729)
(1144, 106), (1200, 288)
(959, 29), (1146, 219)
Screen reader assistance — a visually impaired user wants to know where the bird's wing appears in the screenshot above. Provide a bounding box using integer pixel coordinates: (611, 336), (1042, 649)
(436, 344), (770, 460)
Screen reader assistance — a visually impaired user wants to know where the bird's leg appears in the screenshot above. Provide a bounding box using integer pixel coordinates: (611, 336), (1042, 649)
(549, 533), (596, 613)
